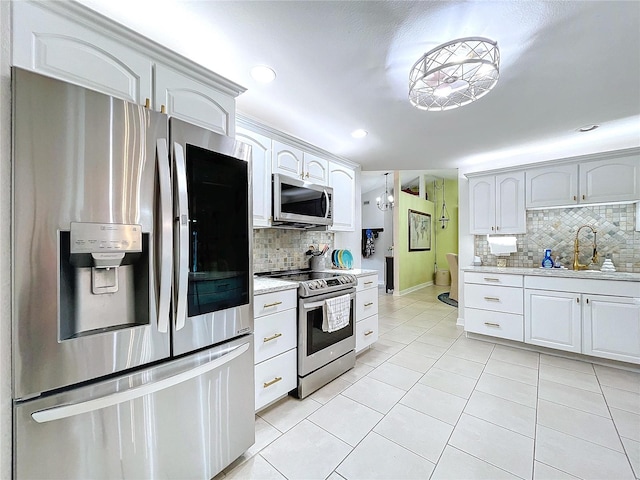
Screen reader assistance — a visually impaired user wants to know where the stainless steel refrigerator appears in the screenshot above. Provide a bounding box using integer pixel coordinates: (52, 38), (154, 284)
(12, 68), (255, 479)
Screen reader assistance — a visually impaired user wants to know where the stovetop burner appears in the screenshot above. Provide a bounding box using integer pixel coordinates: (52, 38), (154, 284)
(256, 268), (357, 297)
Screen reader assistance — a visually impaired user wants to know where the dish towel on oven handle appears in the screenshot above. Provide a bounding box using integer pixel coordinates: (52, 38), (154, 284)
(322, 294), (351, 333)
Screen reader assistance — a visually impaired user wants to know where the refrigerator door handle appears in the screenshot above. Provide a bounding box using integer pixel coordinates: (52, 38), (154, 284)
(156, 138), (172, 334)
(31, 341), (251, 424)
(173, 142), (189, 331)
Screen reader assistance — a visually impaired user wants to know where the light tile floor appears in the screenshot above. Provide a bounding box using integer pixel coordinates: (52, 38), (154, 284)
(218, 285), (640, 480)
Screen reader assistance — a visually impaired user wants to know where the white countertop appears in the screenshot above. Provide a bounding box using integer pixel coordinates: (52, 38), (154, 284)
(462, 266), (640, 282)
(253, 268), (379, 295)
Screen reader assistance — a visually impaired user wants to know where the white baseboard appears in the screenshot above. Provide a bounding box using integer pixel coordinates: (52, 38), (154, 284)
(398, 281), (433, 296)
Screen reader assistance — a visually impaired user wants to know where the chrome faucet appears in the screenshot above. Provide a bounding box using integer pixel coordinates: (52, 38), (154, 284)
(573, 225), (598, 270)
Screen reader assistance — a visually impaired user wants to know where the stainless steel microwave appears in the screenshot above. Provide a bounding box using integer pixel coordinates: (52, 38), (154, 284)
(272, 174), (333, 228)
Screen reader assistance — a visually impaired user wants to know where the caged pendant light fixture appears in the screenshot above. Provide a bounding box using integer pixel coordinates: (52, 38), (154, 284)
(409, 37), (500, 111)
(376, 172), (394, 211)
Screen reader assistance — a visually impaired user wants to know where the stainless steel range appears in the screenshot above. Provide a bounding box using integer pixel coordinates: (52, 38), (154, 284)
(257, 269), (357, 398)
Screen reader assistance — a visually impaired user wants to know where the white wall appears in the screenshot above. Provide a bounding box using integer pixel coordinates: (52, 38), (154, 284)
(361, 189), (393, 285)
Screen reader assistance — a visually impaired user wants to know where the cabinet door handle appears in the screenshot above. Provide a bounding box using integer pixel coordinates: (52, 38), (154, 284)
(263, 333), (283, 343)
(484, 322), (500, 327)
(573, 195), (577, 201)
(582, 194), (586, 200)
(364, 330), (374, 336)
(364, 281), (374, 285)
(263, 377), (283, 388)
(364, 302), (374, 307)
(496, 226), (500, 231)
(491, 226), (495, 231)
(586, 298), (589, 304)
(484, 296), (500, 302)
(484, 277), (500, 282)
(264, 301), (283, 308)
(577, 297), (580, 303)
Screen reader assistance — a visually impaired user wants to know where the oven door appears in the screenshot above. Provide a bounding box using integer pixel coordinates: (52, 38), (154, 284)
(298, 289), (356, 377)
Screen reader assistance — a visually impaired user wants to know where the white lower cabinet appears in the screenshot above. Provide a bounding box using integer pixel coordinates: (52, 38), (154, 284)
(253, 289), (297, 411)
(355, 273), (379, 353)
(463, 272), (524, 341)
(524, 276), (640, 364)
(583, 294), (640, 363)
(524, 289), (582, 353)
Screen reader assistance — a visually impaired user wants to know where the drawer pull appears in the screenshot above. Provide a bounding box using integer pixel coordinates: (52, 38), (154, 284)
(364, 281), (374, 285)
(263, 377), (283, 388)
(364, 330), (374, 336)
(263, 333), (283, 343)
(263, 301), (283, 308)
(483, 278), (500, 282)
(364, 302), (374, 307)
(484, 296), (500, 302)
(484, 322), (501, 327)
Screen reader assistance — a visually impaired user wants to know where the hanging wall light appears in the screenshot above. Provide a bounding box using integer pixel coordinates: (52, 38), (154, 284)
(409, 37), (500, 111)
(376, 172), (394, 211)
(439, 178), (450, 229)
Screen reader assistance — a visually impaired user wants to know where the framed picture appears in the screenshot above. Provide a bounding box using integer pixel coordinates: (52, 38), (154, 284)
(408, 209), (431, 251)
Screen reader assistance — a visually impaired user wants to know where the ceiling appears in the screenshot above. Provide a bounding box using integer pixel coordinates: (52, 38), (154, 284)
(78, 1), (640, 174)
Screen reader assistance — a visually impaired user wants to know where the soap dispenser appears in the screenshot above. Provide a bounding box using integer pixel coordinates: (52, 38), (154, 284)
(541, 249), (554, 268)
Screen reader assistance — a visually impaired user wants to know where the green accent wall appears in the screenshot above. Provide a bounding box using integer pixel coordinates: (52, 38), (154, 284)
(427, 177), (459, 272)
(398, 191), (435, 292)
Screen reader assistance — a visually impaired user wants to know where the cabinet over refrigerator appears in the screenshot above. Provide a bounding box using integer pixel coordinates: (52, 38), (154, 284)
(12, 68), (255, 479)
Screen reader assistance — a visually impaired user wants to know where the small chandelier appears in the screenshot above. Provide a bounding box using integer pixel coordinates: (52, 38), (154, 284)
(376, 173), (394, 211)
(409, 37), (500, 111)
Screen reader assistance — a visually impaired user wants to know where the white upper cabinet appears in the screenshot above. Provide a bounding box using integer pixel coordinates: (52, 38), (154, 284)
(469, 172), (525, 234)
(12, 1), (152, 104)
(155, 64), (234, 136)
(271, 142), (328, 185)
(272, 141), (304, 178)
(303, 153), (329, 186)
(236, 128), (272, 228)
(13, 1), (242, 133)
(526, 152), (640, 208)
(526, 164), (578, 208)
(329, 162), (356, 231)
(579, 156), (640, 204)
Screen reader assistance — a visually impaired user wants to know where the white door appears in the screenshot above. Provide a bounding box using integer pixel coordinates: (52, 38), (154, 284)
(236, 128), (272, 228)
(525, 289), (582, 353)
(469, 176), (495, 234)
(495, 172), (525, 234)
(583, 294), (640, 364)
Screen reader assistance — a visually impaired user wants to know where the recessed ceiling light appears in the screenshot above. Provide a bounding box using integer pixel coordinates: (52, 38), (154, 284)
(351, 129), (368, 138)
(250, 65), (276, 83)
(577, 124), (599, 132)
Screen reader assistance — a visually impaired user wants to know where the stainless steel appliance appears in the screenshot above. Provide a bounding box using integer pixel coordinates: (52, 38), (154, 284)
(272, 173), (333, 228)
(12, 68), (254, 479)
(257, 269), (357, 398)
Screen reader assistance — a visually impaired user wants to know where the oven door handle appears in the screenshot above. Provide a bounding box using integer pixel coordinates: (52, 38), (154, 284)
(302, 292), (355, 310)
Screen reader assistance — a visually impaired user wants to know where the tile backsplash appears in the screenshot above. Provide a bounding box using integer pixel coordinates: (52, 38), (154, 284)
(253, 229), (335, 273)
(474, 203), (640, 272)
